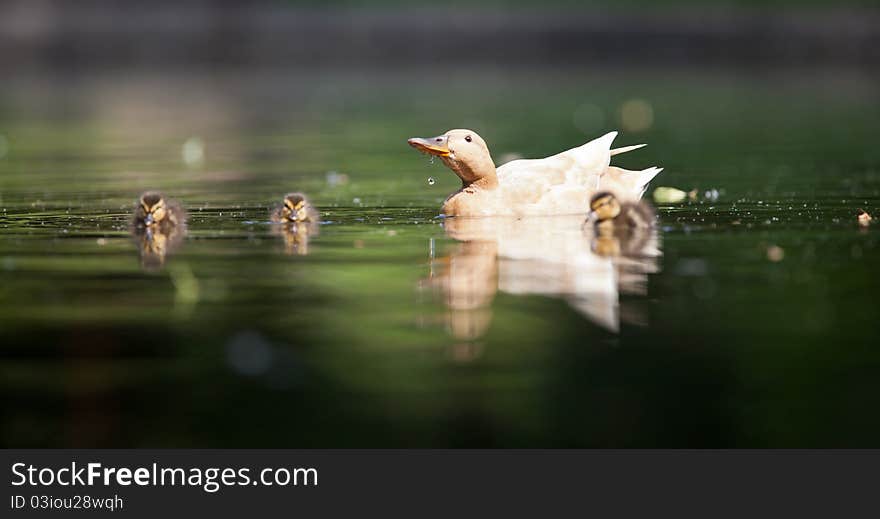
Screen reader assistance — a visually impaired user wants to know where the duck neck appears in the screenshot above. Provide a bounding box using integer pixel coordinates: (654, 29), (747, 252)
(464, 174), (499, 190)
(450, 157), (499, 191)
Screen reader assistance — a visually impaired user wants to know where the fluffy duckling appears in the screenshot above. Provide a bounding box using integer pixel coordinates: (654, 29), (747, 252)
(590, 191), (656, 230)
(130, 192), (187, 271)
(408, 129), (661, 217)
(132, 191), (187, 230)
(589, 191), (657, 258)
(270, 193), (320, 255)
(270, 192), (319, 224)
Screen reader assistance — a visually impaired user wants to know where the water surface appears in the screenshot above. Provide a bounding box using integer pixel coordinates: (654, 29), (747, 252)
(1, 67), (878, 446)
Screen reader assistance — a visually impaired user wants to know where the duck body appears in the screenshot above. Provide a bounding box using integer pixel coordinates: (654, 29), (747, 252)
(409, 129), (661, 217)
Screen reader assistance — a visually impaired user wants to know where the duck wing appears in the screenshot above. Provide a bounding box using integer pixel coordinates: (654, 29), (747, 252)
(494, 132), (619, 214)
(497, 131), (618, 190)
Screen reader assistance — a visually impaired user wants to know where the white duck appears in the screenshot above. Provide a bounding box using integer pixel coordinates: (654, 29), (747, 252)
(408, 129), (661, 217)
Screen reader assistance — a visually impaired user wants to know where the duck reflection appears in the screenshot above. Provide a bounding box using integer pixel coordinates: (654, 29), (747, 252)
(131, 223), (187, 271)
(427, 239), (498, 360)
(427, 213), (661, 345)
(271, 221), (320, 256)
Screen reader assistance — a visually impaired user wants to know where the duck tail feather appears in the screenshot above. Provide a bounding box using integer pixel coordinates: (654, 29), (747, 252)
(635, 167), (663, 198)
(610, 143), (647, 156)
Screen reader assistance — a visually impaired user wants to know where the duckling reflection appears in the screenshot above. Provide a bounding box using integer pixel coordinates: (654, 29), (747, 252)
(133, 224), (187, 270)
(130, 191), (187, 270)
(428, 213), (661, 337)
(270, 193), (320, 255)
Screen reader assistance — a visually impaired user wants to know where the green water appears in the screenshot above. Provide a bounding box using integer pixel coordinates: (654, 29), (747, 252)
(1, 67), (879, 447)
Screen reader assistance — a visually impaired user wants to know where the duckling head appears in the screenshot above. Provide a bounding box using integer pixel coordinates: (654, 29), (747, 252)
(281, 192), (312, 222)
(408, 129), (497, 186)
(590, 191), (622, 222)
(139, 191), (168, 226)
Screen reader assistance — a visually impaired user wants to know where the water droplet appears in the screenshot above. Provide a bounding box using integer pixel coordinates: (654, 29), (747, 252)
(427, 177), (436, 185)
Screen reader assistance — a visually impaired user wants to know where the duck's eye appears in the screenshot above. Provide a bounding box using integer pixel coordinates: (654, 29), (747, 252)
(465, 135), (472, 142)
(435, 138), (443, 142)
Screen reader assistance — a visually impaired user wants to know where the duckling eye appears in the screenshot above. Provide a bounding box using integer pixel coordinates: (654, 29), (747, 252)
(465, 135), (472, 142)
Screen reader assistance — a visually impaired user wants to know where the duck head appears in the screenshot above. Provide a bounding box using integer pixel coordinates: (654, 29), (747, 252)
(281, 192), (313, 222)
(138, 191), (168, 226)
(408, 129), (497, 187)
(590, 191), (622, 222)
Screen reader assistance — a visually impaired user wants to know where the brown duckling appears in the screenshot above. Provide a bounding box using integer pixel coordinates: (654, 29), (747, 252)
(590, 191), (656, 231)
(270, 193), (320, 255)
(589, 191), (656, 258)
(130, 192), (187, 271)
(132, 191), (187, 230)
(271, 192), (319, 224)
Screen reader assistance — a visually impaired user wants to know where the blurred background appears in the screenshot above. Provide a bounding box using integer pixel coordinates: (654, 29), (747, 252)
(1, 0), (879, 447)
(3, 0), (879, 69)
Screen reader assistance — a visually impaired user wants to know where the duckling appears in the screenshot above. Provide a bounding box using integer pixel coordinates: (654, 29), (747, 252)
(408, 129), (661, 216)
(270, 193), (320, 255)
(129, 191), (187, 270)
(132, 191), (187, 230)
(270, 192), (319, 224)
(590, 191), (656, 230)
(589, 191), (657, 259)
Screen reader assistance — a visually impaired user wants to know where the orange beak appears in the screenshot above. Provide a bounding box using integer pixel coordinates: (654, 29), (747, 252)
(408, 135), (450, 157)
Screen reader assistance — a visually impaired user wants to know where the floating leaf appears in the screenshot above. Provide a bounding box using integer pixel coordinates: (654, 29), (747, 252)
(653, 187), (688, 204)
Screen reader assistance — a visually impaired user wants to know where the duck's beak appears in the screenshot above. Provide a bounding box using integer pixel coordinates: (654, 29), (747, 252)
(408, 135), (450, 157)
(144, 214), (154, 226)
